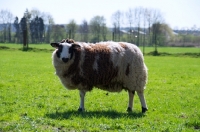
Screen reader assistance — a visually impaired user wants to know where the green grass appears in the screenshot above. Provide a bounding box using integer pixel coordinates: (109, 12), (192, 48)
(142, 46), (200, 54)
(0, 45), (200, 131)
(0, 43), (53, 50)
(1, 43), (200, 54)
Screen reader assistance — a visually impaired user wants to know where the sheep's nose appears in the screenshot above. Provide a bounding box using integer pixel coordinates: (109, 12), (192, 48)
(62, 58), (69, 63)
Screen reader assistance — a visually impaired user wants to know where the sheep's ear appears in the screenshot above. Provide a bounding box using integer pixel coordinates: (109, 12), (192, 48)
(50, 43), (59, 48)
(69, 44), (80, 53)
(72, 44), (80, 49)
(66, 38), (75, 44)
(69, 44), (81, 59)
(60, 39), (66, 43)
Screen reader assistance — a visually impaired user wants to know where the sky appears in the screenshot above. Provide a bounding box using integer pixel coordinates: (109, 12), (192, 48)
(0, 0), (200, 29)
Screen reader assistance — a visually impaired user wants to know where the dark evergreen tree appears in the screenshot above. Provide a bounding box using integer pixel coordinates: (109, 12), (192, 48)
(46, 25), (51, 43)
(30, 16), (44, 43)
(8, 24), (11, 42)
(30, 19), (36, 43)
(20, 17), (27, 45)
(20, 17), (27, 30)
(38, 17), (44, 42)
(35, 16), (39, 42)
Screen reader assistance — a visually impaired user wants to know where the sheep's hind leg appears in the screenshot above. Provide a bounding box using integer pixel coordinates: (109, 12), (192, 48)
(78, 90), (86, 112)
(127, 90), (135, 112)
(137, 91), (148, 113)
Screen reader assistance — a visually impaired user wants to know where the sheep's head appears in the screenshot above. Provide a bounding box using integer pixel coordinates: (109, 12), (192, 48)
(51, 39), (80, 63)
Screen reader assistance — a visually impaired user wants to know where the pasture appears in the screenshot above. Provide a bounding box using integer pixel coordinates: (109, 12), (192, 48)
(0, 44), (200, 131)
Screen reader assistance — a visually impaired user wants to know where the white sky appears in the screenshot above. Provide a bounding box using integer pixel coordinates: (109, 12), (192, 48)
(0, 0), (200, 29)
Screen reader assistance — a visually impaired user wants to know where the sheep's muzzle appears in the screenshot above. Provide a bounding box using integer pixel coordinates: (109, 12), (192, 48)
(62, 58), (69, 63)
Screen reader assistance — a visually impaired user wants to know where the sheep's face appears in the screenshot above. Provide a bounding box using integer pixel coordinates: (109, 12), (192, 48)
(51, 42), (80, 63)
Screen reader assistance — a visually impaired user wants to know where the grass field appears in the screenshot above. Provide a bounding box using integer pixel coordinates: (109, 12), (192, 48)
(1, 43), (200, 54)
(0, 44), (200, 131)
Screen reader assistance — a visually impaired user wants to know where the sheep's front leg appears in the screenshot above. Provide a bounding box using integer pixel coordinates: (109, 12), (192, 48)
(78, 90), (86, 112)
(127, 90), (135, 112)
(137, 91), (148, 113)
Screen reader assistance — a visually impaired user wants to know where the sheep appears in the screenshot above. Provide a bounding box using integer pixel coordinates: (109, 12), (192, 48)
(50, 39), (148, 113)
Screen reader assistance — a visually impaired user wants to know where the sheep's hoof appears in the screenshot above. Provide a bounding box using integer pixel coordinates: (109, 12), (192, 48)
(142, 107), (148, 113)
(127, 107), (132, 112)
(78, 107), (85, 112)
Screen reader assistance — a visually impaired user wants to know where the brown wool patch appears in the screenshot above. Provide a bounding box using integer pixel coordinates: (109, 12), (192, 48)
(126, 63), (130, 76)
(63, 43), (119, 90)
(66, 39), (75, 43)
(60, 38), (75, 43)
(119, 42), (128, 49)
(93, 44), (118, 85)
(66, 44), (118, 90)
(60, 39), (66, 43)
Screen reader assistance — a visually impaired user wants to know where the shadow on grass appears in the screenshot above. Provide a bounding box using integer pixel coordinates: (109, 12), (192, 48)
(0, 46), (53, 52)
(20, 47), (53, 52)
(45, 110), (145, 120)
(146, 51), (200, 57)
(0, 46), (10, 50)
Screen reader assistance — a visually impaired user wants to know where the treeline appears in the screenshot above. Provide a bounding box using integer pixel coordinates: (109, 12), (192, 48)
(0, 8), (200, 48)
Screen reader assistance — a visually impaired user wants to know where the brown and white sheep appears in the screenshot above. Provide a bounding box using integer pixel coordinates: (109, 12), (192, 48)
(50, 39), (148, 113)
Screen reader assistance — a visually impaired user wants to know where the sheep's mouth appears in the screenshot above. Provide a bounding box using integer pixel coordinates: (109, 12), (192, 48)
(62, 58), (69, 63)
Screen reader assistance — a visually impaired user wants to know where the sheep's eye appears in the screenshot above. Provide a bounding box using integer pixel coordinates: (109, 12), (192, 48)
(56, 45), (63, 58)
(58, 45), (63, 52)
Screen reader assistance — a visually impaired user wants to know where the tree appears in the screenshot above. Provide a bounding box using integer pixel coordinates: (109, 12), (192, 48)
(30, 9), (41, 19)
(20, 9), (32, 48)
(24, 9), (32, 22)
(146, 8), (154, 46)
(30, 9), (52, 25)
(79, 20), (89, 42)
(151, 23), (173, 53)
(30, 9), (54, 43)
(51, 25), (65, 42)
(134, 7), (143, 46)
(160, 24), (173, 45)
(111, 10), (123, 41)
(152, 22), (161, 52)
(151, 9), (164, 53)
(66, 19), (77, 39)
(45, 14), (54, 43)
(0, 10), (14, 43)
(101, 23), (108, 41)
(20, 17), (27, 46)
(38, 17), (44, 42)
(30, 17), (37, 43)
(90, 16), (101, 42)
(0, 10), (7, 42)
(112, 22), (117, 41)
(7, 11), (14, 43)
(30, 16), (44, 43)
(89, 16), (107, 42)
(126, 8), (134, 42)
(14, 17), (20, 43)
(142, 8), (148, 54)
